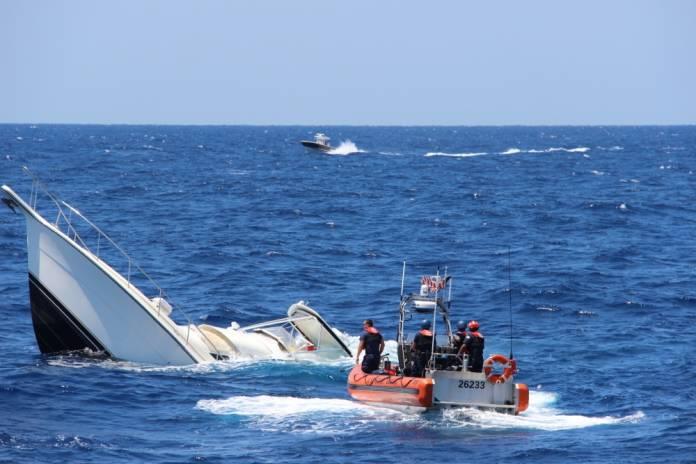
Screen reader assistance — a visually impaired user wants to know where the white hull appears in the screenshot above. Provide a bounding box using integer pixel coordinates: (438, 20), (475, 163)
(3, 182), (351, 365)
(6, 185), (211, 364)
(430, 370), (517, 411)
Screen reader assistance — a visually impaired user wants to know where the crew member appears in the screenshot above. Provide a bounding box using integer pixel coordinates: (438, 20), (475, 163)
(452, 320), (468, 351)
(411, 320), (435, 377)
(355, 319), (384, 373)
(458, 320), (484, 372)
(450, 320), (468, 368)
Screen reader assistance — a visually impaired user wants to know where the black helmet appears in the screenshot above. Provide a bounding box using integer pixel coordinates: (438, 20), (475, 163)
(457, 320), (467, 331)
(420, 320), (432, 330)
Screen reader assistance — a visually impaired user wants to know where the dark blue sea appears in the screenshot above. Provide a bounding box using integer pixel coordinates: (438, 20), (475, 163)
(1, 125), (695, 463)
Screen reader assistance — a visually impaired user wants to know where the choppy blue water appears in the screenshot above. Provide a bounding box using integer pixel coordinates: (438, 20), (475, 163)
(1, 125), (695, 463)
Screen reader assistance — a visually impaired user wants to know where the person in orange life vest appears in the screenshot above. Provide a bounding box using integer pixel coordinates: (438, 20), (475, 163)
(458, 320), (485, 372)
(411, 320), (435, 377)
(355, 319), (385, 373)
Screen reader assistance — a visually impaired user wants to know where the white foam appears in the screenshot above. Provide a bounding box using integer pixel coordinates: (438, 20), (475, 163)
(326, 140), (365, 156)
(425, 147), (590, 158)
(547, 147), (590, 153)
(197, 395), (366, 417)
(424, 152), (487, 158)
(197, 391), (644, 433)
(196, 395), (411, 435)
(443, 391), (644, 431)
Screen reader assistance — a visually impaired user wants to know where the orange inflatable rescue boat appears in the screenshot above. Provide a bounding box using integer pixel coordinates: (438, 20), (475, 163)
(348, 366), (434, 411)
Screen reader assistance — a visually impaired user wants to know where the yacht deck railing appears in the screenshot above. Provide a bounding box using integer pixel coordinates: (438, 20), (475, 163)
(22, 166), (221, 361)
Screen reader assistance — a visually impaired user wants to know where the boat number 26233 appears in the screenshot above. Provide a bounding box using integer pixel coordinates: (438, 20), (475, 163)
(458, 380), (486, 389)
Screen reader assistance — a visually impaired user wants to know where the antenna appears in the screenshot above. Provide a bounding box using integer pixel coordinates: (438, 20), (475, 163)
(507, 246), (514, 360)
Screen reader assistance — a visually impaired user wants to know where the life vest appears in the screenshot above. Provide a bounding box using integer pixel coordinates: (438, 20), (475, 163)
(414, 330), (434, 352)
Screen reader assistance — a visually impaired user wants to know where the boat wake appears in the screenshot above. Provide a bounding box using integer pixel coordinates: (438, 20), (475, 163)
(424, 147), (591, 158)
(196, 391), (644, 433)
(441, 391), (644, 431)
(326, 140), (365, 156)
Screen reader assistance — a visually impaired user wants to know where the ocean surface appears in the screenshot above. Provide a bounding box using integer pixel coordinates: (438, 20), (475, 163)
(1, 125), (695, 463)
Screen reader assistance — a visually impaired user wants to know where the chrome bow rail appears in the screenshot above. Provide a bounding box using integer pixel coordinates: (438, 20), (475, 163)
(21, 166), (221, 361)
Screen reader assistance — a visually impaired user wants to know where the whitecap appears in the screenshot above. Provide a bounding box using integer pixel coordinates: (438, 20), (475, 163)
(424, 152), (487, 158)
(547, 147), (590, 153)
(500, 148), (522, 155)
(576, 310), (596, 316)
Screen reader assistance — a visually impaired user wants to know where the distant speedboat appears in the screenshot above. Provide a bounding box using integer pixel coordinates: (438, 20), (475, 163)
(2, 168), (352, 365)
(300, 133), (332, 152)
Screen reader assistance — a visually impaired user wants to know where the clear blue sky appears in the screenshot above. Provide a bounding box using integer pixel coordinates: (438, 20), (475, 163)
(1, 1), (694, 125)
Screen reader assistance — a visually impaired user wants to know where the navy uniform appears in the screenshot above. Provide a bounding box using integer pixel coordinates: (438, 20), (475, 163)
(411, 321), (435, 377)
(356, 320), (384, 373)
(450, 320), (468, 368)
(452, 320), (468, 351)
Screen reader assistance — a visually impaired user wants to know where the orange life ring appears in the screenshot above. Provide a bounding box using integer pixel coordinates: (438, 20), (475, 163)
(483, 354), (517, 384)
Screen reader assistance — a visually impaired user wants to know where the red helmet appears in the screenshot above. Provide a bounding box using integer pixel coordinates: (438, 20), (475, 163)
(468, 320), (480, 331)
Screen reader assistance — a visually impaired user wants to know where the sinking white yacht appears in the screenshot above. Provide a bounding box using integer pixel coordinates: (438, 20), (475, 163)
(2, 168), (351, 365)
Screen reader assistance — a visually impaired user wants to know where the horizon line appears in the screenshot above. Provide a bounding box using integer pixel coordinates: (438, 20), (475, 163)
(1, 122), (695, 128)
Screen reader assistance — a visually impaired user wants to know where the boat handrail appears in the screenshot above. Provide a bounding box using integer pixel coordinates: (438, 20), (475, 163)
(240, 315), (315, 331)
(20, 166), (221, 361)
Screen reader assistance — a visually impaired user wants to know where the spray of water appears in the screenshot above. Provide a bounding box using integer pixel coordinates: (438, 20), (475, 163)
(326, 140), (365, 156)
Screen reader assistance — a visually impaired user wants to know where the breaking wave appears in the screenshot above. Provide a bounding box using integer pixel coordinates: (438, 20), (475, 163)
(424, 152), (488, 158)
(523, 147), (590, 154)
(425, 147), (590, 158)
